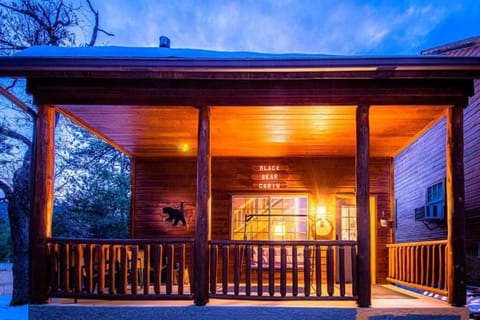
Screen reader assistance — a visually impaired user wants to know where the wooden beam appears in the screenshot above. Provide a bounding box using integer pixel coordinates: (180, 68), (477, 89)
(27, 78), (472, 107)
(30, 105), (56, 304)
(446, 105), (466, 307)
(194, 106), (211, 306)
(356, 105), (371, 307)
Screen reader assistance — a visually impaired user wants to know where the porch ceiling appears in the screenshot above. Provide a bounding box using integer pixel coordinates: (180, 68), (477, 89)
(57, 104), (447, 158)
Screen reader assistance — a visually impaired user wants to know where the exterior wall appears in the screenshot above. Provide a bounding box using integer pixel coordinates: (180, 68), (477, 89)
(464, 79), (480, 252)
(394, 88), (480, 245)
(393, 117), (447, 243)
(133, 156), (393, 283)
(394, 40), (480, 256)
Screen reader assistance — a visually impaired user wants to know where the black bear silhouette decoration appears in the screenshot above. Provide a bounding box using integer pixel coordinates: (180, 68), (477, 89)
(162, 202), (186, 226)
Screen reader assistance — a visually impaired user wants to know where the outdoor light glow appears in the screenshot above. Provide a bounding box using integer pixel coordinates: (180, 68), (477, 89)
(316, 206), (327, 218)
(274, 223), (285, 236)
(181, 143), (189, 152)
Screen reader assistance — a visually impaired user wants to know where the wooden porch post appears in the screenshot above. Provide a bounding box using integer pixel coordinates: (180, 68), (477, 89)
(194, 106), (211, 306)
(30, 105), (56, 304)
(356, 105), (371, 307)
(446, 105), (466, 307)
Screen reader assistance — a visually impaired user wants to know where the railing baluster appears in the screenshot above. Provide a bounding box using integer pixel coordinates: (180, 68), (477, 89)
(257, 245), (263, 296)
(339, 245), (345, 296)
(119, 245), (128, 294)
(166, 244), (174, 295)
(245, 244), (251, 296)
(108, 245), (117, 294)
(178, 244), (186, 295)
(84, 244), (93, 294)
(143, 244), (150, 295)
(96, 244), (105, 294)
(292, 245), (298, 297)
(315, 245), (322, 297)
(327, 245), (334, 296)
(268, 245), (275, 296)
(222, 245), (229, 294)
(304, 245), (311, 297)
(210, 244), (217, 294)
(59, 243), (69, 293)
(131, 245), (138, 294)
(280, 245), (287, 297)
(234, 245), (241, 295)
(153, 244), (162, 294)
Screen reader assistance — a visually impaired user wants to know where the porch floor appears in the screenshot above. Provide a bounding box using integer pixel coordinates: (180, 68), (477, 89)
(29, 285), (469, 320)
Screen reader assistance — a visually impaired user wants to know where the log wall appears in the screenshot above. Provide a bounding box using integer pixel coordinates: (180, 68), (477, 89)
(133, 157), (393, 282)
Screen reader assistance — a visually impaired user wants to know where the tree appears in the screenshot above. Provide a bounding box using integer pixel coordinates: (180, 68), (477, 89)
(0, 0), (114, 305)
(53, 116), (130, 240)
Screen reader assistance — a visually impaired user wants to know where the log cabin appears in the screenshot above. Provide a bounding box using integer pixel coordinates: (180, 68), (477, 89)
(0, 39), (480, 319)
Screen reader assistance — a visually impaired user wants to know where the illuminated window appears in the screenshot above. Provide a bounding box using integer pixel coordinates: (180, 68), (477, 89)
(341, 205), (357, 241)
(231, 195), (308, 241)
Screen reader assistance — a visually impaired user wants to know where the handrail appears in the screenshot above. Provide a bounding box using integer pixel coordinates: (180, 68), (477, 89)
(387, 240), (447, 248)
(209, 240), (358, 300)
(387, 239), (447, 296)
(46, 238), (194, 301)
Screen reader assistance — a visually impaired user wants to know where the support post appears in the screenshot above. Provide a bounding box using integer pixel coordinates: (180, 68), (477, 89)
(30, 105), (56, 304)
(194, 106), (211, 306)
(446, 105), (466, 306)
(356, 105), (371, 307)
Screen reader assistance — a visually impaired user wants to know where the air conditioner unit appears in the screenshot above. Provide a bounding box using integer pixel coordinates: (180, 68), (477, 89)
(414, 206), (425, 221)
(424, 203), (444, 220)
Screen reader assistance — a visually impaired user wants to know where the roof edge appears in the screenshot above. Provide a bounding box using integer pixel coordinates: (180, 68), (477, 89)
(421, 36), (480, 55)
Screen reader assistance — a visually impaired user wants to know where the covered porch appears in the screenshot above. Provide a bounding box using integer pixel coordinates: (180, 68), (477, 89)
(1, 47), (479, 314)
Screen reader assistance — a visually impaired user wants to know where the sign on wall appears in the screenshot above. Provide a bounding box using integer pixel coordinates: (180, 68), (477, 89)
(251, 164), (289, 189)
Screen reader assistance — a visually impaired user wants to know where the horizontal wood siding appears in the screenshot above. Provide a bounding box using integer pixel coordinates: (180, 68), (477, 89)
(394, 118), (447, 243)
(464, 79), (480, 246)
(133, 157), (392, 282)
(394, 80), (480, 247)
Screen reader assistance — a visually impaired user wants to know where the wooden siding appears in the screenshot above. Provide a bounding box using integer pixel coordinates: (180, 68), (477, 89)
(394, 80), (480, 246)
(133, 157), (393, 283)
(464, 79), (480, 247)
(394, 118), (447, 243)
(58, 105), (447, 158)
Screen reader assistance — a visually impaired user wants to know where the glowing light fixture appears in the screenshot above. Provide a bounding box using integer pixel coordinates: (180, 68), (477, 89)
(274, 223), (285, 236)
(180, 143), (190, 152)
(316, 206), (327, 219)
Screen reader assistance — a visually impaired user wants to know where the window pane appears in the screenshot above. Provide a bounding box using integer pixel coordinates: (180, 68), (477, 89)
(232, 195), (308, 240)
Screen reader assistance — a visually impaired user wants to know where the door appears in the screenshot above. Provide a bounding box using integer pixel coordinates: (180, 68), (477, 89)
(336, 196), (377, 283)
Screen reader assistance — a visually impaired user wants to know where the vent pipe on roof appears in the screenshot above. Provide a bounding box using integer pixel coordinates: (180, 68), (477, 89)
(159, 36), (171, 48)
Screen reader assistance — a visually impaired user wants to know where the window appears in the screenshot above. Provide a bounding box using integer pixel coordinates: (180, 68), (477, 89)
(231, 195), (308, 241)
(425, 180), (445, 220)
(340, 205), (357, 240)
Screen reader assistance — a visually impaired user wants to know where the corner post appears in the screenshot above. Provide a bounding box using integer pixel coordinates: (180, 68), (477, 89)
(194, 106), (211, 306)
(30, 105), (56, 304)
(356, 105), (371, 307)
(446, 105), (466, 306)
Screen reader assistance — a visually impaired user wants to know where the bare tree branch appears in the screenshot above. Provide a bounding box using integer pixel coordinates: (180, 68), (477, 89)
(0, 84), (37, 119)
(86, 0), (113, 46)
(0, 125), (32, 147)
(0, 179), (13, 199)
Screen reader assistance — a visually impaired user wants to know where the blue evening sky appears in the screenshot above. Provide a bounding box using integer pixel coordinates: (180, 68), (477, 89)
(83, 0), (480, 55)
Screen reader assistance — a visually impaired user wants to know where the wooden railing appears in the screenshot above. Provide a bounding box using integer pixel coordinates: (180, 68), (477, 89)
(209, 240), (358, 300)
(46, 238), (194, 300)
(387, 240), (448, 296)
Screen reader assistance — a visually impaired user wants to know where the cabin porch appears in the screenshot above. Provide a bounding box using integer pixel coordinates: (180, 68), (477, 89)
(1, 47), (479, 313)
